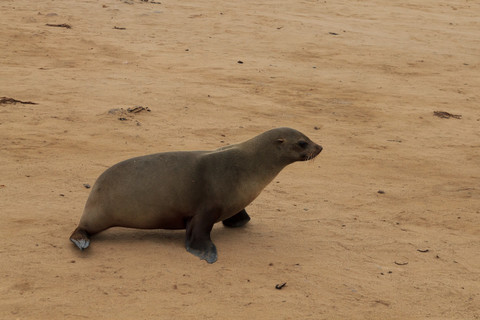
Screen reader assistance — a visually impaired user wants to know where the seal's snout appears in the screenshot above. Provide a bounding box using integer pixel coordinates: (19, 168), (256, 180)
(301, 143), (323, 161)
(312, 144), (322, 158)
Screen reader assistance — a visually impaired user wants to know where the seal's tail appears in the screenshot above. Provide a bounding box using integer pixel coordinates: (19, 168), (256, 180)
(70, 227), (90, 250)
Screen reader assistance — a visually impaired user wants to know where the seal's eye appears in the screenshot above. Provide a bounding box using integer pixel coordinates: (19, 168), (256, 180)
(297, 141), (308, 149)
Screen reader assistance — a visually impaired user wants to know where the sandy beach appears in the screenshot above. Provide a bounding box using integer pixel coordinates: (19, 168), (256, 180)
(1, 0), (479, 318)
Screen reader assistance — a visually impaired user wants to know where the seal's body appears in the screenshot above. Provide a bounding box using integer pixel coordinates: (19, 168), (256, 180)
(70, 127), (322, 263)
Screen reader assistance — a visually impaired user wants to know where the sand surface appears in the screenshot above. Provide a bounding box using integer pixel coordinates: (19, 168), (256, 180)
(1, 0), (479, 318)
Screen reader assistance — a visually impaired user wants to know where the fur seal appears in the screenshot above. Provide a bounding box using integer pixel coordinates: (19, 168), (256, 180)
(70, 127), (322, 263)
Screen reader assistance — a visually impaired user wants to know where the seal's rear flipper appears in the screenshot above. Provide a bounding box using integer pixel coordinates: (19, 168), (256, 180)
(70, 227), (90, 250)
(222, 209), (251, 228)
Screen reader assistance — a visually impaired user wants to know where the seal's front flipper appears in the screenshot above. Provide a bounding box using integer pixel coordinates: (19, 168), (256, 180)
(222, 209), (251, 228)
(186, 241), (217, 264)
(185, 215), (217, 263)
(70, 227), (90, 250)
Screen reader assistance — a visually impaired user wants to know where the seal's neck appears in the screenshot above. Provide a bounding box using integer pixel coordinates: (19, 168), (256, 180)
(237, 139), (289, 186)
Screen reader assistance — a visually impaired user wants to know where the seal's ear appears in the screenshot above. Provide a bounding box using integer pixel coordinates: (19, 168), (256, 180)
(276, 138), (285, 144)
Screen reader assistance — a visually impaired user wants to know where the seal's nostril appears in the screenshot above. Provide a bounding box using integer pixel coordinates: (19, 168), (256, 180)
(318, 145), (323, 152)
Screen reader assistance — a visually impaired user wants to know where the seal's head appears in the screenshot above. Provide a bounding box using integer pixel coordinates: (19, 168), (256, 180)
(253, 127), (322, 165)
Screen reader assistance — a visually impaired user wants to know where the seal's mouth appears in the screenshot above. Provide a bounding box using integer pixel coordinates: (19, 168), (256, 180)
(302, 145), (323, 161)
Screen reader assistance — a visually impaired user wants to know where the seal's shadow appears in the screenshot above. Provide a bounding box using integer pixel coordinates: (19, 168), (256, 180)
(91, 225), (240, 248)
(93, 229), (184, 248)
